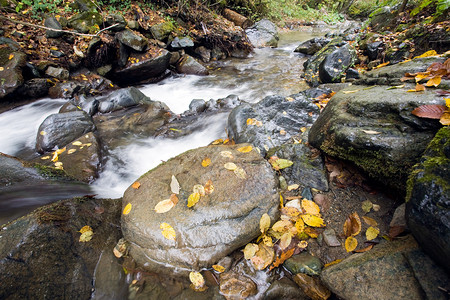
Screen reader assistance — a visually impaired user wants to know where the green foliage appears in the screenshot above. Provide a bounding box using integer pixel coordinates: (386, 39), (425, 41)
(97, 0), (132, 11)
(410, 0), (449, 17)
(15, 0), (64, 18)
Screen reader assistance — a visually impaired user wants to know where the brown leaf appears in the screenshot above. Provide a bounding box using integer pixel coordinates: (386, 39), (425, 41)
(440, 112), (450, 125)
(293, 273), (331, 300)
(269, 248), (295, 270)
(362, 216), (378, 227)
(412, 104), (446, 119)
(204, 180), (214, 195)
(354, 244), (374, 253)
(343, 212), (361, 237)
(251, 243), (274, 270)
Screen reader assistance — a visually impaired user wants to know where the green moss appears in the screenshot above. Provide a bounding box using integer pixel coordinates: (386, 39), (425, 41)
(33, 163), (74, 181)
(35, 201), (71, 224)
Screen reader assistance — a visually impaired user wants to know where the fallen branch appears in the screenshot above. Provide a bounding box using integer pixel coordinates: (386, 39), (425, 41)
(0, 15), (119, 37)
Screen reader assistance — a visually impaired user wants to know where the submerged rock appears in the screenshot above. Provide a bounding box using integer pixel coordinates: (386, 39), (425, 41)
(245, 19), (279, 48)
(97, 86), (151, 113)
(406, 126), (450, 273)
(121, 144), (279, 274)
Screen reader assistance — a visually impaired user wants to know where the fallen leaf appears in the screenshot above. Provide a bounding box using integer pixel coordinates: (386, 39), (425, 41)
(160, 222), (176, 240)
(201, 158), (211, 167)
(361, 200), (373, 213)
(414, 50), (437, 58)
(280, 129), (287, 135)
(237, 145), (253, 153)
(204, 180), (214, 195)
(362, 216), (378, 227)
(170, 193), (179, 205)
(79, 225), (93, 242)
(251, 243), (274, 270)
(113, 238), (129, 258)
(279, 232), (292, 250)
(354, 244), (374, 253)
(212, 264), (225, 273)
(8, 53), (14, 60)
(366, 226), (380, 240)
(187, 192), (200, 207)
(440, 112), (450, 125)
(412, 104), (446, 119)
(79, 225), (93, 234)
(301, 214), (325, 227)
(301, 199), (321, 216)
(132, 182), (141, 189)
(193, 184), (205, 196)
(362, 130), (381, 135)
(262, 234), (273, 247)
(243, 243), (259, 259)
(212, 139), (223, 145)
(123, 203), (132, 215)
(426, 76), (442, 87)
(220, 151), (233, 159)
(298, 240), (308, 248)
(295, 218), (305, 234)
(286, 97), (295, 102)
(189, 271), (205, 289)
(343, 212), (361, 237)
(374, 61), (390, 69)
(386, 84), (405, 90)
(68, 149), (76, 154)
(407, 84), (426, 92)
(224, 162), (237, 170)
(324, 259), (342, 268)
(272, 220), (293, 232)
(154, 199), (175, 213)
(372, 204), (380, 211)
(287, 184), (299, 191)
(345, 236), (358, 252)
(304, 227), (319, 238)
(234, 167), (247, 179)
(72, 141), (82, 146)
(260, 213), (271, 233)
(342, 90), (359, 94)
(269, 157), (294, 170)
(170, 175), (180, 194)
(415, 72), (430, 82)
(40, 130), (46, 136)
(281, 206), (301, 218)
(269, 248), (295, 270)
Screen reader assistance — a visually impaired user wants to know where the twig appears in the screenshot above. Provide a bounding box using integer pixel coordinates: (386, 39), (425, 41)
(0, 15), (119, 37)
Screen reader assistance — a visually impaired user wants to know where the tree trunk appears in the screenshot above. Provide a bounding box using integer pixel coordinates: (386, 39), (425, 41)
(223, 8), (253, 29)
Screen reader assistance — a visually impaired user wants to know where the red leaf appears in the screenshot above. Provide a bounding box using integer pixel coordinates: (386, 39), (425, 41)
(411, 105), (446, 119)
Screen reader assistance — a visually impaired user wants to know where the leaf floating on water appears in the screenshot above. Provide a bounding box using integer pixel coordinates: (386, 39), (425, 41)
(79, 225), (93, 242)
(343, 212), (361, 237)
(220, 151), (234, 159)
(170, 175), (180, 194)
(234, 167), (247, 179)
(160, 222), (176, 240)
(201, 158), (211, 167)
(224, 162), (237, 171)
(132, 182), (141, 189)
(123, 203), (132, 215)
(237, 145), (253, 153)
(204, 180), (214, 195)
(362, 216), (378, 227)
(212, 264), (225, 273)
(361, 200), (373, 213)
(243, 243), (259, 259)
(366, 226), (380, 240)
(301, 214), (325, 227)
(187, 192), (201, 207)
(154, 199), (175, 213)
(189, 271), (205, 289)
(301, 199), (321, 216)
(345, 236), (358, 252)
(260, 213), (271, 234)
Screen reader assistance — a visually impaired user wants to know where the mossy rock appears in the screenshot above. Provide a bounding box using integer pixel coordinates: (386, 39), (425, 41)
(150, 21), (176, 41)
(68, 11), (103, 34)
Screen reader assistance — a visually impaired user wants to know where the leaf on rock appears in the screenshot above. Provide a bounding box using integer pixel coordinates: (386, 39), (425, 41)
(123, 203), (132, 215)
(374, 61), (390, 69)
(440, 112), (450, 125)
(414, 50), (437, 58)
(79, 225), (93, 234)
(426, 76), (442, 87)
(234, 167), (247, 179)
(361, 200), (373, 213)
(269, 248), (295, 270)
(212, 264), (225, 273)
(354, 244), (374, 253)
(204, 180), (214, 195)
(68, 149), (76, 154)
(193, 184), (205, 196)
(212, 139), (223, 145)
(366, 226), (380, 241)
(301, 214), (325, 227)
(345, 236), (358, 252)
(243, 243), (259, 259)
(287, 184), (299, 191)
(170, 193), (179, 205)
(272, 220), (293, 232)
(260, 213), (271, 233)
(281, 207), (301, 219)
(189, 271), (205, 289)
(170, 175), (180, 194)
(362, 130), (381, 135)
(407, 84), (426, 92)
(154, 199), (175, 213)
(224, 162), (237, 171)
(412, 104), (446, 119)
(362, 216), (378, 227)
(298, 240), (308, 249)
(279, 232), (292, 250)
(79, 225), (93, 242)
(269, 157), (294, 170)
(324, 259), (342, 268)
(237, 145), (253, 153)
(414, 72), (430, 82)
(72, 141), (82, 146)
(160, 222), (176, 240)
(187, 192), (201, 207)
(201, 157), (211, 167)
(343, 212), (361, 237)
(220, 151), (234, 158)
(132, 182), (141, 189)
(295, 218), (305, 234)
(302, 199), (321, 216)
(304, 227), (319, 238)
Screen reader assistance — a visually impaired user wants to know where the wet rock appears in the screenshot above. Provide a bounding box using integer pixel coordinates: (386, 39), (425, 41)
(322, 228), (341, 247)
(189, 99), (207, 114)
(121, 144), (279, 274)
(98, 87), (150, 113)
(50, 49), (65, 58)
(68, 11), (103, 34)
(227, 92), (320, 156)
(267, 143), (328, 191)
(294, 37), (331, 55)
(36, 111), (96, 153)
(110, 48), (171, 85)
(345, 67), (360, 80)
(284, 252), (324, 276)
(0, 196), (122, 299)
(293, 273), (331, 300)
(0, 37), (21, 51)
(406, 126), (450, 273)
(366, 41), (384, 61)
(176, 54), (209, 75)
(170, 36), (194, 49)
(116, 29), (148, 52)
(45, 66), (69, 80)
(105, 13), (127, 32)
(245, 19), (279, 48)
(195, 46), (211, 63)
(320, 235), (450, 300)
(211, 47), (226, 60)
(15, 78), (51, 99)
(71, 95), (99, 116)
(49, 81), (86, 98)
(128, 280), (171, 300)
(368, 6), (396, 31)
(264, 277), (308, 300)
(0, 49), (26, 99)
(44, 16), (63, 38)
(308, 85), (443, 191)
(219, 261), (258, 299)
(173, 286), (225, 300)
(150, 21), (175, 41)
(217, 94), (241, 110)
(390, 203), (407, 229)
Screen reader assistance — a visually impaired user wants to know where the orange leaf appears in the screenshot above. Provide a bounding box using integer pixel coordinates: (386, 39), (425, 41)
(362, 216), (378, 227)
(237, 145), (253, 153)
(374, 61), (390, 69)
(440, 112), (450, 125)
(343, 212), (361, 237)
(201, 158), (211, 167)
(415, 84), (426, 91)
(132, 182), (141, 189)
(269, 248), (295, 270)
(204, 180), (214, 195)
(414, 72), (430, 82)
(324, 259), (342, 268)
(412, 104), (446, 119)
(354, 244), (374, 253)
(425, 76), (442, 87)
(345, 236), (358, 252)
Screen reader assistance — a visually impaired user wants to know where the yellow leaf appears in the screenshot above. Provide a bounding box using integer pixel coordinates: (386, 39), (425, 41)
(343, 212), (362, 237)
(187, 192), (200, 207)
(445, 98), (450, 109)
(361, 200), (373, 213)
(170, 175), (180, 194)
(301, 214), (325, 227)
(304, 227), (319, 238)
(280, 232), (292, 250)
(262, 234), (273, 247)
(345, 236), (358, 252)
(212, 139), (223, 145)
(212, 264), (225, 273)
(220, 151), (233, 158)
(132, 182), (141, 189)
(366, 226), (380, 240)
(272, 220), (293, 232)
(41, 156), (50, 160)
(0, 67), (4, 71)
(280, 129), (286, 135)
(154, 199), (175, 213)
(425, 76), (441, 87)
(301, 199), (321, 216)
(260, 213), (271, 233)
(237, 145), (253, 153)
(189, 271), (205, 288)
(440, 112), (450, 125)
(160, 222), (176, 240)
(362, 216), (378, 227)
(79, 225), (93, 233)
(414, 50), (437, 58)
(243, 243), (259, 259)
(246, 118), (256, 125)
(201, 158), (211, 167)
(39, 130), (46, 136)
(374, 61), (390, 69)
(324, 259), (342, 268)
(287, 184), (299, 191)
(295, 218), (305, 233)
(72, 141), (82, 146)
(342, 90), (359, 94)
(251, 243), (274, 270)
(8, 53), (14, 60)
(79, 230), (93, 242)
(300, 127), (307, 133)
(280, 194), (284, 208)
(234, 167), (247, 179)
(224, 162), (237, 170)
(298, 240), (308, 248)
(193, 184), (205, 196)
(415, 72), (429, 82)
(123, 203), (132, 215)
(54, 162), (63, 169)
(286, 97), (295, 102)
(68, 149), (76, 154)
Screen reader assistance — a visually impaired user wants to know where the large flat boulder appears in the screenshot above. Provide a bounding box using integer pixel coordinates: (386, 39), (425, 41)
(121, 144), (279, 274)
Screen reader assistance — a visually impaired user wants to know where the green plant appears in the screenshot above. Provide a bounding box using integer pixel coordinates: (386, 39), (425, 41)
(16, 0), (64, 18)
(410, 0), (449, 17)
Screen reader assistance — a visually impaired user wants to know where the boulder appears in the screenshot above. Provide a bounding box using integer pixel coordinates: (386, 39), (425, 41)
(195, 46), (211, 63)
(15, 78), (51, 99)
(98, 87), (150, 113)
(368, 6), (396, 31)
(73, 0), (97, 12)
(283, 252), (323, 276)
(68, 11), (103, 34)
(245, 19), (279, 48)
(150, 21), (176, 41)
(366, 41), (384, 61)
(320, 235), (450, 300)
(0, 196), (122, 299)
(110, 48), (171, 85)
(170, 36), (194, 49)
(406, 126), (450, 272)
(294, 37), (331, 55)
(116, 29), (148, 52)
(45, 66), (69, 80)
(308, 85), (443, 191)
(0, 49), (26, 99)
(121, 144), (279, 274)
(264, 277), (308, 300)
(36, 111), (96, 153)
(105, 13), (127, 32)
(227, 92), (320, 156)
(176, 55), (209, 76)
(44, 16), (63, 38)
